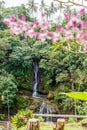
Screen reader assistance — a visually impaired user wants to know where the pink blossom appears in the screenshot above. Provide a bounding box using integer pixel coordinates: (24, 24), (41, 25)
(10, 15), (16, 22)
(64, 13), (69, 20)
(56, 26), (61, 31)
(72, 20), (77, 27)
(38, 33), (47, 41)
(3, 11), (87, 51)
(60, 28), (66, 33)
(52, 37), (58, 42)
(3, 19), (10, 26)
(65, 23), (71, 29)
(81, 21), (87, 29)
(17, 19), (24, 25)
(32, 31), (40, 36)
(40, 22), (50, 30)
(33, 21), (39, 26)
(41, 13), (46, 18)
(11, 27), (21, 35)
(65, 30), (74, 41)
(56, 27), (65, 33)
(52, 33), (59, 42)
(83, 33), (87, 40)
(21, 14), (26, 21)
(48, 31), (54, 36)
(46, 36), (52, 40)
(66, 16), (81, 29)
(79, 8), (85, 15)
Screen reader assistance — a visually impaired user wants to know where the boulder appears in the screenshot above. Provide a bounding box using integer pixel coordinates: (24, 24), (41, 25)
(47, 91), (54, 100)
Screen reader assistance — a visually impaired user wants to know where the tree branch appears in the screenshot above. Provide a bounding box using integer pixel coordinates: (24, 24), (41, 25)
(54, 0), (87, 8)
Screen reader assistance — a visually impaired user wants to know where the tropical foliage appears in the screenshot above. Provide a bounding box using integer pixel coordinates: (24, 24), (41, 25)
(0, 0), (87, 118)
(12, 109), (33, 128)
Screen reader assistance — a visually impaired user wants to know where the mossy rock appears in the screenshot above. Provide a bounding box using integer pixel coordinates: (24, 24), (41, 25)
(15, 96), (31, 110)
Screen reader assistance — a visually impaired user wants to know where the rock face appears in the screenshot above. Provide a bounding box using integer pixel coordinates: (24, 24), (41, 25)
(29, 98), (42, 113)
(37, 68), (45, 94)
(47, 91), (54, 100)
(38, 99), (59, 122)
(43, 100), (59, 114)
(29, 97), (59, 116)
(31, 59), (45, 95)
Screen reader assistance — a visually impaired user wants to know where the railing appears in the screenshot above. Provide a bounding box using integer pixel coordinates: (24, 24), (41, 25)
(0, 121), (12, 130)
(34, 114), (87, 118)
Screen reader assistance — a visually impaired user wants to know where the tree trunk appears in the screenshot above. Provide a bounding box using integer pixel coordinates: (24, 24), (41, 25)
(26, 119), (40, 130)
(53, 118), (65, 130)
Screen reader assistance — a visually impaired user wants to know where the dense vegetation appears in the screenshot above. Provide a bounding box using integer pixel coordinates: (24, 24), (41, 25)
(0, 0), (87, 123)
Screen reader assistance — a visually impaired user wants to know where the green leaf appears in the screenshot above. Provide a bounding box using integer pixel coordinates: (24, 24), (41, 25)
(66, 92), (87, 101)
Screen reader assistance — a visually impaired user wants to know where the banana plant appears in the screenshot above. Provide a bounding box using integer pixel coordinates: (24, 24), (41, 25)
(66, 92), (87, 101)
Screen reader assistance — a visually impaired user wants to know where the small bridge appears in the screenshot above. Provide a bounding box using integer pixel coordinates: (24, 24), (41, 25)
(0, 121), (12, 130)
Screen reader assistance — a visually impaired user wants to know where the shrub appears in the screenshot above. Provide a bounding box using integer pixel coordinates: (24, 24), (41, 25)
(16, 96), (31, 109)
(0, 113), (5, 120)
(0, 70), (17, 107)
(77, 101), (87, 115)
(68, 117), (76, 123)
(79, 118), (87, 124)
(12, 109), (33, 128)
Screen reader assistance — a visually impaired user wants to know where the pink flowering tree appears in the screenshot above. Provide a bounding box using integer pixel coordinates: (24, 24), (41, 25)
(3, 8), (87, 52)
(2, 9), (87, 106)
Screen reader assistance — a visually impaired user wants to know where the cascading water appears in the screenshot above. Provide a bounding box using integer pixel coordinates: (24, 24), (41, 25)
(32, 61), (39, 98)
(39, 100), (52, 122)
(39, 100), (45, 114)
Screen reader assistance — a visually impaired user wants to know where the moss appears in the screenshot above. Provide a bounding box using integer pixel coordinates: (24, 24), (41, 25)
(15, 96), (31, 110)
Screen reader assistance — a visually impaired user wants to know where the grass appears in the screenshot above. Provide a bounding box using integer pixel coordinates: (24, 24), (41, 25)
(14, 122), (87, 130)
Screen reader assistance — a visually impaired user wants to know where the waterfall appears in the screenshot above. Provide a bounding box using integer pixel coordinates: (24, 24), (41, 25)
(39, 100), (52, 122)
(32, 61), (39, 98)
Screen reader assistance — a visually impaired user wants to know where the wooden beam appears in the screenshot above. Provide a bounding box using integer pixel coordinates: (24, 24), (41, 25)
(34, 114), (87, 118)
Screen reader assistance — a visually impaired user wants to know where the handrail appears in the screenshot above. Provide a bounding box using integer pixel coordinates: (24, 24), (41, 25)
(0, 121), (8, 123)
(34, 114), (87, 118)
(0, 121), (12, 130)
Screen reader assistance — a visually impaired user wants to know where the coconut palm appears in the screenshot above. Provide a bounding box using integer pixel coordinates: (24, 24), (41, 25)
(27, 0), (38, 18)
(39, 0), (47, 21)
(45, 7), (51, 21)
(55, 2), (64, 23)
(39, 0), (47, 14)
(58, 2), (64, 13)
(49, 2), (57, 21)
(63, 4), (73, 18)
(0, 0), (5, 9)
(0, 0), (5, 15)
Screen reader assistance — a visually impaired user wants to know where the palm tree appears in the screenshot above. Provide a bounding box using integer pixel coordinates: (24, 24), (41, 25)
(0, 0), (5, 15)
(49, 2), (57, 21)
(58, 2), (64, 13)
(27, 0), (38, 18)
(45, 7), (51, 21)
(0, 0), (5, 9)
(39, 0), (47, 14)
(56, 2), (64, 23)
(63, 4), (73, 18)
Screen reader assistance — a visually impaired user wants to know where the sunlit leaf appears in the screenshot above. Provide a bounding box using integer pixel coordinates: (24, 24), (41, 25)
(66, 92), (87, 101)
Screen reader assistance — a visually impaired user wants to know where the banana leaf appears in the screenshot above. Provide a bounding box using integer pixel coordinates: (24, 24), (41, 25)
(66, 92), (87, 101)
